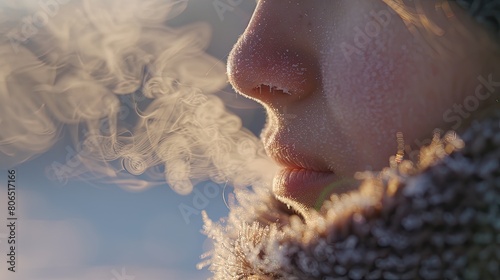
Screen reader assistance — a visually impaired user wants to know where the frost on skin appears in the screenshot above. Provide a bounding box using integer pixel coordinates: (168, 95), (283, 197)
(201, 112), (500, 280)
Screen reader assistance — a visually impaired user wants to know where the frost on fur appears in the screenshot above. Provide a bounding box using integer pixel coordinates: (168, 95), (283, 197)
(201, 113), (500, 280)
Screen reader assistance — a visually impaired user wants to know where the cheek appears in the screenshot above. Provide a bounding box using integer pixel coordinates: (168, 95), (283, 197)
(318, 19), (454, 171)
(323, 31), (418, 141)
(322, 26), (462, 169)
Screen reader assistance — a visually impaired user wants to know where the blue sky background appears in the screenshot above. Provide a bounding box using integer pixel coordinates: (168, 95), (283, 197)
(0, 1), (263, 279)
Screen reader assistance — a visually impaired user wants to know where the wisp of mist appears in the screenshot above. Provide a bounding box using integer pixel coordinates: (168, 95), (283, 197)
(0, 0), (277, 197)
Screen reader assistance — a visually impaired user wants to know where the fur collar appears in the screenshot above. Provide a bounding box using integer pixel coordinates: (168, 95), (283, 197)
(201, 112), (500, 280)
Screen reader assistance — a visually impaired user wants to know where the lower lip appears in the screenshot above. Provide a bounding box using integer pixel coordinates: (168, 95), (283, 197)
(273, 168), (337, 209)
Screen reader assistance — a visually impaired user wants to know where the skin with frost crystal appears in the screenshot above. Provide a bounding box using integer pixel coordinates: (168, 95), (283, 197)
(202, 1), (500, 279)
(227, 0), (500, 213)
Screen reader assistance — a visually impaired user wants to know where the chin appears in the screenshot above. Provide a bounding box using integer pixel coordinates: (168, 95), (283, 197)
(272, 172), (361, 219)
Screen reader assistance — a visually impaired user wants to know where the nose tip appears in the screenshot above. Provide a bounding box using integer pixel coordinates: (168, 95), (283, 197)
(227, 34), (321, 106)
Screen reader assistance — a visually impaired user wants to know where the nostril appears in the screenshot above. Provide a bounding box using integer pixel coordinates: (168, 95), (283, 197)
(227, 26), (321, 104)
(228, 47), (322, 104)
(253, 84), (292, 96)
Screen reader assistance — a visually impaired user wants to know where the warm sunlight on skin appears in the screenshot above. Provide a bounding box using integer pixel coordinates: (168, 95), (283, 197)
(227, 0), (500, 214)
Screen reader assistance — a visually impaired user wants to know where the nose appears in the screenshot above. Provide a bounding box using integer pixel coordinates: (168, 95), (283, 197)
(227, 1), (321, 107)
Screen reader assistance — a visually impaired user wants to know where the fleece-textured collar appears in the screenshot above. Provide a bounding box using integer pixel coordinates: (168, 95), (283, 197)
(455, 0), (500, 37)
(202, 112), (500, 280)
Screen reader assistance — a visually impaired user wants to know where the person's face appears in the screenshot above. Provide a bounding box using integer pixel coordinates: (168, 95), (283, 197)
(228, 0), (499, 212)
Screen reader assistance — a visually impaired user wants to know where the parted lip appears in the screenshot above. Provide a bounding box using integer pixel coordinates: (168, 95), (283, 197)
(274, 168), (337, 190)
(263, 133), (334, 174)
(273, 164), (337, 210)
(260, 108), (339, 209)
(270, 147), (337, 209)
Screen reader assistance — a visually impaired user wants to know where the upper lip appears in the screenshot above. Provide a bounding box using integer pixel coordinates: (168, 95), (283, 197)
(263, 133), (333, 173)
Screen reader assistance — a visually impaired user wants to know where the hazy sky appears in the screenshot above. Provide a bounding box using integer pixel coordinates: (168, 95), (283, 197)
(0, 1), (263, 279)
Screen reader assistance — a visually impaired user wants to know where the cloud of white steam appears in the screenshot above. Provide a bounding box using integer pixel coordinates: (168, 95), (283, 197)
(0, 0), (277, 194)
